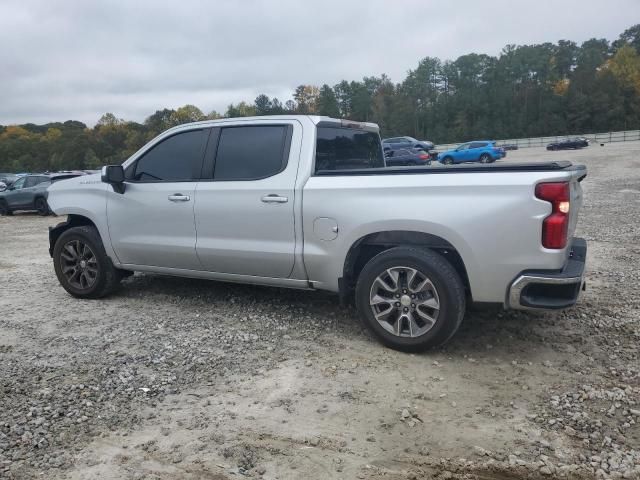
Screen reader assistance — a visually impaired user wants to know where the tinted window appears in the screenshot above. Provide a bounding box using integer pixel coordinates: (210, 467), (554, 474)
(315, 127), (384, 172)
(12, 177), (26, 189)
(133, 129), (208, 182)
(214, 126), (288, 181)
(24, 177), (39, 188)
(470, 142), (487, 148)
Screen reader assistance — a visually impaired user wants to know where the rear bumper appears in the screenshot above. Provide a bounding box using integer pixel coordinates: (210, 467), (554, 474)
(507, 237), (586, 310)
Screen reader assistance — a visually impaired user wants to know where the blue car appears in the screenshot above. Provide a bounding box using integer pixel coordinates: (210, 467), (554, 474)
(438, 141), (505, 165)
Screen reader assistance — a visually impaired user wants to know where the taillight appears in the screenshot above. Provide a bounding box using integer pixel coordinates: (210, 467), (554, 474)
(419, 154), (429, 159)
(535, 182), (570, 249)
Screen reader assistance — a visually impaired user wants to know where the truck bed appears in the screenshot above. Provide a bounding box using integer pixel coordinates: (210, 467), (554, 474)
(316, 161), (587, 177)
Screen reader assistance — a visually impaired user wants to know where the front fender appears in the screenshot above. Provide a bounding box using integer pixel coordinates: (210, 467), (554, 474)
(48, 219), (70, 257)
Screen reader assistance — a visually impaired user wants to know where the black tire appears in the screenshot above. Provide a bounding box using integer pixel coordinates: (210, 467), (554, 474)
(442, 156), (453, 165)
(0, 200), (12, 216)
(35, 197), (49, 216)
(355, 247), (466, 352)
(53, 226), (122, 299)
(480, 153), (491, 163)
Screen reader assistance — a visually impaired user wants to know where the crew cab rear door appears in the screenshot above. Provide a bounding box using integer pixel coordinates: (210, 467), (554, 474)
(194, 120), (299, 278)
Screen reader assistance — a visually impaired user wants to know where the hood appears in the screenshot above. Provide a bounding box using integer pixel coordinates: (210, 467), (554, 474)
(47, 172), (101, 192)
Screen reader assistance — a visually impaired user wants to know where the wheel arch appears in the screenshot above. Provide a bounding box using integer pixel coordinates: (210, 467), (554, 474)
(48, 214), (99, 257)
(341, 230), (472, 303)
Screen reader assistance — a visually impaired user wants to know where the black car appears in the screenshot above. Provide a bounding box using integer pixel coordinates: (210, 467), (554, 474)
(546, 137), (589, 151)
(384, 148), (432, 166)
(499, 144), (519, 151)
(0, 173), (83, 216)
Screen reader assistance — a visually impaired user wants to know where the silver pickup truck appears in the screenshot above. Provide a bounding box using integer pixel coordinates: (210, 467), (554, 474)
(47, 115), (587, 351)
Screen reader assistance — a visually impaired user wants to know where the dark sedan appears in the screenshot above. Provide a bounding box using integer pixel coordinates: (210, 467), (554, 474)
(382, 136), (434, 152)
(546, 137), (589, 151)
(0, 172), (84, 216)
(384, 148), (432, 166)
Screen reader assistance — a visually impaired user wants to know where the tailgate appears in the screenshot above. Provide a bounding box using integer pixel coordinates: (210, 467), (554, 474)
(567, 166), (586, 240)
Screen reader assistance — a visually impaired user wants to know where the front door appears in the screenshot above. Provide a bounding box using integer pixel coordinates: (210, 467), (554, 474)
(5, 177), (27, 207)
(106, 128), (210, 270)
(194, 121), (299, 278)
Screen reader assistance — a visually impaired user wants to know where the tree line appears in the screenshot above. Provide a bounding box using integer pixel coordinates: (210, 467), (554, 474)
(1, 24), (640, 173)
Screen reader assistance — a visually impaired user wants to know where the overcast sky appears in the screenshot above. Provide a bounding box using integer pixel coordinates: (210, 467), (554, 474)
(1, 0), (638, 126)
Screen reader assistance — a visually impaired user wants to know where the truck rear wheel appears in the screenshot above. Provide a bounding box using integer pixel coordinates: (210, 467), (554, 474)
(355, 247), (466, 352)
(53, 226), (122, 299)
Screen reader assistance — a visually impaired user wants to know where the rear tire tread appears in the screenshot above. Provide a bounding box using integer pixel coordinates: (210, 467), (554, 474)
(355, 246), (466, 352)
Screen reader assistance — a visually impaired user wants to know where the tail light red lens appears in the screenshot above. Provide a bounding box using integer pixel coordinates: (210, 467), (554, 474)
(535, 182), (570, 249)
(419, 154), (429, 159)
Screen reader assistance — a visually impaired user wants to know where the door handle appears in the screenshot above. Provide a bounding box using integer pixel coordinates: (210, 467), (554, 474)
(168, 194), (190, 202)
(261, 194), (288, 204)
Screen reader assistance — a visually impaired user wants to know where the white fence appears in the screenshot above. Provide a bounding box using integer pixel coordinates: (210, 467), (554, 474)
(435, 129), (640, 151)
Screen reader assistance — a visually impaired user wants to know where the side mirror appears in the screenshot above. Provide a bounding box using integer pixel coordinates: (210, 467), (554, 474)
(101, 165), (125, 194)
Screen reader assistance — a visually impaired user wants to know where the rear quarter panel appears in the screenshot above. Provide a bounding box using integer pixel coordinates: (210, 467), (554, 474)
(302, 170), (578, 303)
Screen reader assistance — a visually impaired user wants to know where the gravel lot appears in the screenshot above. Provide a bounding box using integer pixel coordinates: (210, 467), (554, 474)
(1, 142), (639, 480)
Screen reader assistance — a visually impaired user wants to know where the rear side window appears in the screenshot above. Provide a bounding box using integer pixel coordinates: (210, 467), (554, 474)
(213, 126), (289, 181)
(24, 177), (38, 188)
(133, 129), (209, 182)
(24, 176), (48, 187)
(315, 127), (384, 172)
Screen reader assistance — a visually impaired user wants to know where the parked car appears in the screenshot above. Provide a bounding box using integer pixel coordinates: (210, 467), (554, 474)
(383, 136), (434, 152)
(47, 115), (587, 352)
(438, 141), (506, 164)
(0, 173), (18, 192)
(385, 148), (432, 166)
(0, 172), (84, 216)
(499, 144), (519, 151)
(547, 138), (589, 150)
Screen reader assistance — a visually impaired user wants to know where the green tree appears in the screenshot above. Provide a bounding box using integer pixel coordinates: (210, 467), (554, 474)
(293, 85), (319, 114)
(254, 94), (273, 115)
(170, 105), (205, 125)
(316, 85), (340, 117)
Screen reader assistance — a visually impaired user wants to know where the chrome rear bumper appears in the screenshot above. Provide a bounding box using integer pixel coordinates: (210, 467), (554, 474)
(508, 238), (586, 310)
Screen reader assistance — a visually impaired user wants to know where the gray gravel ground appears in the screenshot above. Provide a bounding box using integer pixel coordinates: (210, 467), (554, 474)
(1, 142), (639, 480)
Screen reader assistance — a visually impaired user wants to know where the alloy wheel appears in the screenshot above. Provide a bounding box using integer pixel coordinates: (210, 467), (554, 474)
(59, 240), (99, 290)
(369, 266), (440, 338)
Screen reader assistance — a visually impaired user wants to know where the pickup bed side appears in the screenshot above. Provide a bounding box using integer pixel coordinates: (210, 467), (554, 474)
(302, 163), (585, 305)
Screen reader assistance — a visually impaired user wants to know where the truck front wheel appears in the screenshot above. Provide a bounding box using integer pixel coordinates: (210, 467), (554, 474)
(355, 247), (466, 352)
(53, 226), (122, 299)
